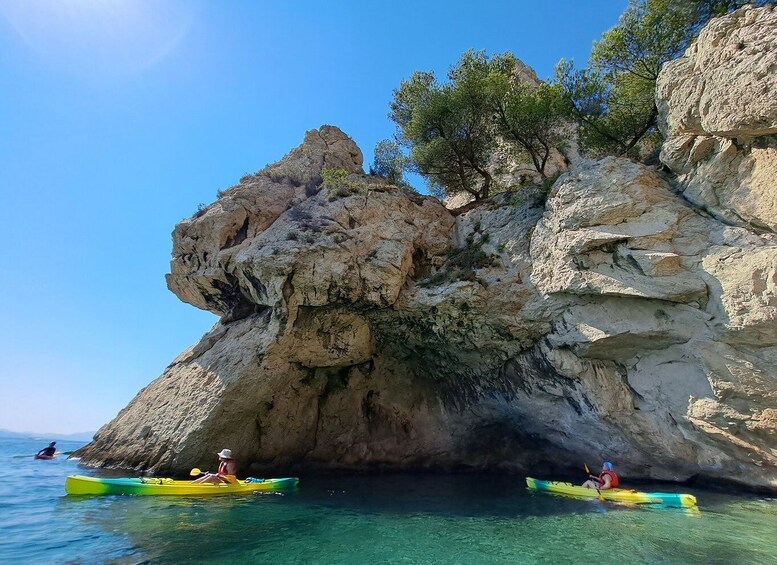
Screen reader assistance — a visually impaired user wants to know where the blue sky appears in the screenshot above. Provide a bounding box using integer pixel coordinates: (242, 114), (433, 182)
(0, 0), (626, 434)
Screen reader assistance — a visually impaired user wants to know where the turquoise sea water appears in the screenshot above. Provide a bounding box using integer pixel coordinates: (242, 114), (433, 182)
(1, 438), (776, 564)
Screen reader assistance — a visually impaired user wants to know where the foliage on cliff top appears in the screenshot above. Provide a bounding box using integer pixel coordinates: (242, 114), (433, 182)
(390, 0), (768, 201)
(370, 139), (410, 187)
(390, 62), (497, 201)
(556, 0), (769, 158)
(390, 50), (571, 201)
(321, 168), (366, 200)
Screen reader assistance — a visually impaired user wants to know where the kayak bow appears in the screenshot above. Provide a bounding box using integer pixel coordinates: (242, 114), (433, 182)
(65, 475), (299, 496)
(526, 477), (697, 507)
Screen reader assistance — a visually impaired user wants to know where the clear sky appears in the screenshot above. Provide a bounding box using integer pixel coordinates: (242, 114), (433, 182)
(0, 0), (626, 434)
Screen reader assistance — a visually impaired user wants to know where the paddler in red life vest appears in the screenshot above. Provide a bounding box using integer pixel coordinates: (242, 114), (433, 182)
(192, 448), (238, 484)
(582, 461), (620, 490)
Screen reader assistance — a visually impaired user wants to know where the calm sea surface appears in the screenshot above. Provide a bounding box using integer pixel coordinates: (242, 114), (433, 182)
(1, 437), (776, 564)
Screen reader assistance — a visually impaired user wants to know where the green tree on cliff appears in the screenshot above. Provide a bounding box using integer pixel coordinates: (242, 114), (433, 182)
(390, 61), (497, 200)
(557, 0), (767, 157)
(453, 51), (571, 181)
(391, 50), (571, 199)
(370, 139), (409, 186)
(494, 81), (571, 180)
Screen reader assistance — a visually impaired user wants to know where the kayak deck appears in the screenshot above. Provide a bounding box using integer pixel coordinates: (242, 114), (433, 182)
(526, 477), (697, 507)
(66, 475), (299, 496)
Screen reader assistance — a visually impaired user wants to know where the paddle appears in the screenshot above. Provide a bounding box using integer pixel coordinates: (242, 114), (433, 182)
(189, 468), (237, 484)
(585, 463), (603, 495)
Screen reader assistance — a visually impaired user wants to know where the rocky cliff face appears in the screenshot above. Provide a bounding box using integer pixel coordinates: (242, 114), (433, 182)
(77, 8), (777, 491)
(657, 4), (777, 231)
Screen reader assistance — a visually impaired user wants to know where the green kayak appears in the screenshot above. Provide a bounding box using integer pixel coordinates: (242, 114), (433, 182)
(527, 477), (697, 507)
(66, 475), (299, 496)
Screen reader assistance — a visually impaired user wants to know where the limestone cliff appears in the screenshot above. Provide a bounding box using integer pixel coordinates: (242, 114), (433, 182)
(77, 8), (777, 491)
(657, 4), (777, 231)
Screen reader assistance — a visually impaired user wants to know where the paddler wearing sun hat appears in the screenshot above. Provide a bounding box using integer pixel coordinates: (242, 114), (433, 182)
(192, 448), (238, 484)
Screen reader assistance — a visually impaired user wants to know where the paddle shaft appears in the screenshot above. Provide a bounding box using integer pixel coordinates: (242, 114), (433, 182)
(585, 463), (603, 494)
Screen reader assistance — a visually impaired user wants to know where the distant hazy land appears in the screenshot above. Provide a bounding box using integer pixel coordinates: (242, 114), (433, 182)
(0, 428), (94, 442)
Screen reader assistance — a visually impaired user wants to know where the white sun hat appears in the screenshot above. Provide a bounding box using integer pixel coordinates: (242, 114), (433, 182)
(216, 448), (233, 459)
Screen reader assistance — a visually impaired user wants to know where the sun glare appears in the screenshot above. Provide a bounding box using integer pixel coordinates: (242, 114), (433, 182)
(0, 0), (196, 75)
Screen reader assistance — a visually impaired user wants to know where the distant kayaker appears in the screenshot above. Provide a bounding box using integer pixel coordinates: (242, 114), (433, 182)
(36, 442), (56, 458)
(193, 448), (238, 484)
(582, 461), (620, 490)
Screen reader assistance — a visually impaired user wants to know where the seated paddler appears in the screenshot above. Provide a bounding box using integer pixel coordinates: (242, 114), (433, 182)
(193, 448), (238, 484)
(582, 461), (620, 490)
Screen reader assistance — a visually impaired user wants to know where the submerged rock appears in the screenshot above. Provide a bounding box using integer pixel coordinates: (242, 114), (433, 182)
(78, 9), (777, 491)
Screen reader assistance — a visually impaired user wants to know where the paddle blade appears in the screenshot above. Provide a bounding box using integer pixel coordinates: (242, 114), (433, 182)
(190, 468), (202, 476)
(584, 463), (590, 474)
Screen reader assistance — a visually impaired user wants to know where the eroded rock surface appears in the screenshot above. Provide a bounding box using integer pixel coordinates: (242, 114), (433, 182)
(78, 9), (777, 491)
(657, 5), (777, 231)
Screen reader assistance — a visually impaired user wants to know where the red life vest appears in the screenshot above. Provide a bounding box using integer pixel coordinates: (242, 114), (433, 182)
(599, 470), (619, 488)
(218, 460), (230, 476)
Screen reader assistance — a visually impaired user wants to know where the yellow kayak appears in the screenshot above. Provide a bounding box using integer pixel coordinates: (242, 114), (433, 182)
(65, 475), (299, 496)
(526, 477), (697, 507)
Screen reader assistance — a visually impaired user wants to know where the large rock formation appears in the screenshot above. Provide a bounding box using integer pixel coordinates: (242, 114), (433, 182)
(77, 8), (777, 491)
(657, 4), (777, 231)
